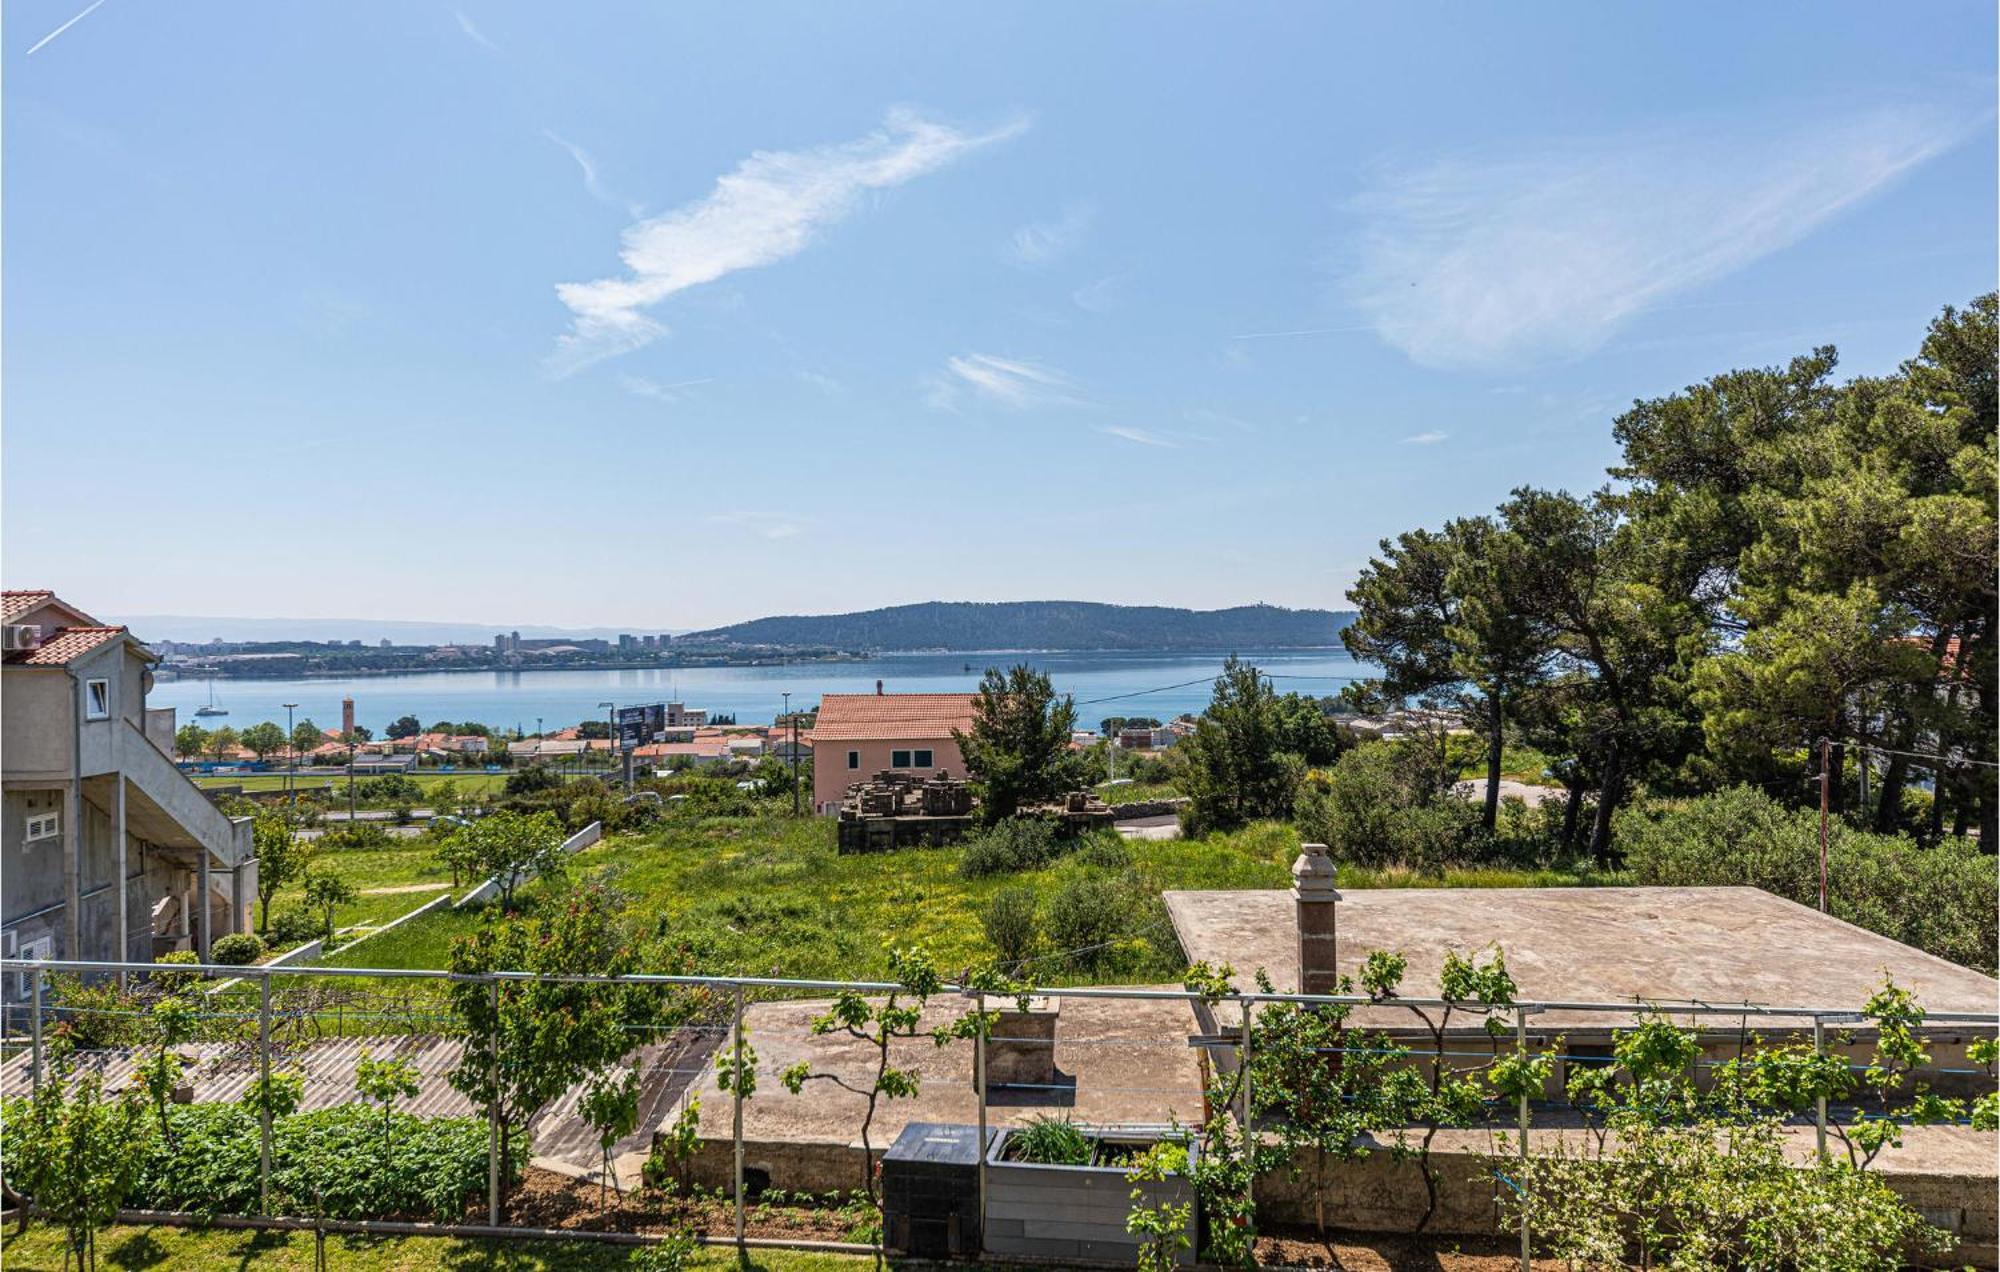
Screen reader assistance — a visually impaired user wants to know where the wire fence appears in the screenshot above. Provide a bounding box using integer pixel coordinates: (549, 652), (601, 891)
(1, 956), (1993, 1262)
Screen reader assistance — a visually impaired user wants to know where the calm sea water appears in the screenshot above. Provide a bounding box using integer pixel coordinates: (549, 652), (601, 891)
(150, 649), (1368, 734)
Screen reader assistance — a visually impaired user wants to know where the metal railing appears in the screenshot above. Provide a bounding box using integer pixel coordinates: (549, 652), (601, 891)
(3, 955), (1994, 1268)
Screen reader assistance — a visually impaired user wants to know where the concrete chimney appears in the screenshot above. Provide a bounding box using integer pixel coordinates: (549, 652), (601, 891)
(1291, 842), (1342, 996)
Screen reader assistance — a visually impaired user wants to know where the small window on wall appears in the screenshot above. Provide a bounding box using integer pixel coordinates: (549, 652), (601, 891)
(85, 679), (110, 720)
(891, 750), (912, 768)
(913, 749), (934, 768)
(24, 812), (60, 844)
(847, 750), (860, 770)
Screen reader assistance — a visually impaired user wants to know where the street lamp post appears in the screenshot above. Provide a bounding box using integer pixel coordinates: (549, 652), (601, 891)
(598, 700), (618, 787)
(283, 703), (298, 809)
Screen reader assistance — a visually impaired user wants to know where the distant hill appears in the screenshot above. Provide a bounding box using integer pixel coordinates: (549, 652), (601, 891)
(680, 602), (1352, 652)
(109, 614), (689, 645)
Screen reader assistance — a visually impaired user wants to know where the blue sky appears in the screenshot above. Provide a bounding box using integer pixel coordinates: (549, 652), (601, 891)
(4, 1), (1994, 631)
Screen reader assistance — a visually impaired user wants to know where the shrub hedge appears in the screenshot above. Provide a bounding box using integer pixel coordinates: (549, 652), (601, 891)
(1619, 786), (1997, 973)
(0, 1099), (517, 1222)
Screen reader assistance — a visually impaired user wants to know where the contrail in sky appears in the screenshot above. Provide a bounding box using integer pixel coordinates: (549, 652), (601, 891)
(27, 0), (111, 55)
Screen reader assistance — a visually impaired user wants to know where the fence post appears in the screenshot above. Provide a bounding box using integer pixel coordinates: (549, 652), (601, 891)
(259, 973), (273, 1214)
(975, 988), (988, 1250)
(487, 976), (500, 1227)
(29, 966), (43, 1094)
(1517, 1005), (1530, 1272)
(1812, 1015), (1828, 1159)
(732, 981), (746, 1246)
(1238, 993), (1254, 1133)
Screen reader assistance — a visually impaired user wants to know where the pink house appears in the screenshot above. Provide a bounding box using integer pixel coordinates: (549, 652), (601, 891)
(808, 691), (977, 813)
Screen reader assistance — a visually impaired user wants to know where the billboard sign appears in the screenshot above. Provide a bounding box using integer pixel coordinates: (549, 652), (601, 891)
(615, 703), (666, 751)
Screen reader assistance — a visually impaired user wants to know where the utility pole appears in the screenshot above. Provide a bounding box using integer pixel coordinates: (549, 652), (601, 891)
(284, 703), (298, 809)
(1817, 736), (1831, 913)
(783, 691), (799, 816)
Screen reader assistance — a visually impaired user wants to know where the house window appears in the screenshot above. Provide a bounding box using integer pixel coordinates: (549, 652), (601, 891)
(913, 749), (934, 768)
(847, 750), (860, 770)
(24, 812), (60, 845)
(891, 749), (912, 768)
(84, 679), (110, 720)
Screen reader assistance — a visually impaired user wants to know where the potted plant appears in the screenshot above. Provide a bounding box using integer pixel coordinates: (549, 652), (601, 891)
(984, 1118), (1198, 1265)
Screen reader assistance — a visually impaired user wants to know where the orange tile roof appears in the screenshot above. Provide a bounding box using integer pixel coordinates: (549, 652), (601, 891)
(2, 590), (55, 623)
(4, 625), (131, 667)
(808, 692), (978, 742)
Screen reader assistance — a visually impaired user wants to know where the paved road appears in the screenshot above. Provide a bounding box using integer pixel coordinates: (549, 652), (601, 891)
(1454, 777), (1560, 808)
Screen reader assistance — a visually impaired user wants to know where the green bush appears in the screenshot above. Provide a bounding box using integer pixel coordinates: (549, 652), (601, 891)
(1294, 738), (1480, 871)
(1072, 832), (1132, 870)
(1041, 874), (1130, 965)
(267, 902), (323, 948)
(355, 774), (423, 804)
(151, 950), (202, 992)
(503, 765), (562, 797)
(47, 976), (144, 1048)
(207, 933), (266, 966)
(315, 822), (394, 852)
(959, 816), (1061, 878)
(981, 886), (1040, 966)
(114, 1100), (513, 1221)
(1619, 786), (1998, 973)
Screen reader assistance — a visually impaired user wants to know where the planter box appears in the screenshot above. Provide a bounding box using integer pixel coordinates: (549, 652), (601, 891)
(984, 1123), (1197, 1266)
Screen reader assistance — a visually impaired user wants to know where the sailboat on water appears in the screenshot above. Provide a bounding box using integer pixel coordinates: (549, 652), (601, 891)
(194, 680), (229, 718)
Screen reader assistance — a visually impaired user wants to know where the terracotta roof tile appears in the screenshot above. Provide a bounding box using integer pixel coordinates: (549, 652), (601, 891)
(807, 692), (978, 742)
(4, 625), (131, 667)
(2, 590), (55, 623)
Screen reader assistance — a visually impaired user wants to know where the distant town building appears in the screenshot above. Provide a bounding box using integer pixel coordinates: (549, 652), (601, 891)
(808, 690), (977, 813)
(341, 697), (356, 737)
(2, 589), (255, 974)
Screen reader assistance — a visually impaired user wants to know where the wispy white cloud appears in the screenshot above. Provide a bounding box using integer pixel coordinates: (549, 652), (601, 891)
(798, 369), (846, 395)
(619, 375), (713, 403)
(453, 9), (498, 52)
(1400, 430), (1448, 445)
(550, 109), (1025, 376)
(1099, 425), (1177, 448)
(1071, 274), (1123, 312)
(544, 131), (642, 218)
(1009, 201), (1095, 265)
(1345, 106), (1978, 369)
(928, 353), (1079, 410)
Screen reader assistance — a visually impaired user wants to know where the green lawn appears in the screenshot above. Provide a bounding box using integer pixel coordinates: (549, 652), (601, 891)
(267, 840), (461, 936)
(0, 1223), (870, 1271)
(329, 811), (1610, 982)
(1457, 743), (1561, 787)
(1096, 778), (1182, 804)
(197, 771), (512, 798)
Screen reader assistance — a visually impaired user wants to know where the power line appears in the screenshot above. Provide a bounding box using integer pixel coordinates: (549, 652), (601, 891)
(1837, 739), (1999, 771)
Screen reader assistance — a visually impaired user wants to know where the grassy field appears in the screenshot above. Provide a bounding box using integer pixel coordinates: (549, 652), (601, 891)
(266, 840), (460, 936)
(329, 810), (1611, 981)
(196, 771), (512, 798)
(0, 1224), (869, 1271)
(1096, 778), (1183, 805)
(1457, 743), (1561, 787)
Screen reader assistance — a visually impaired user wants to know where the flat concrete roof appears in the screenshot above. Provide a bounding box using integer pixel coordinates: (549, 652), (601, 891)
(694, 991), (1206, 1149)
(1164, 885), (1999, 1032)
